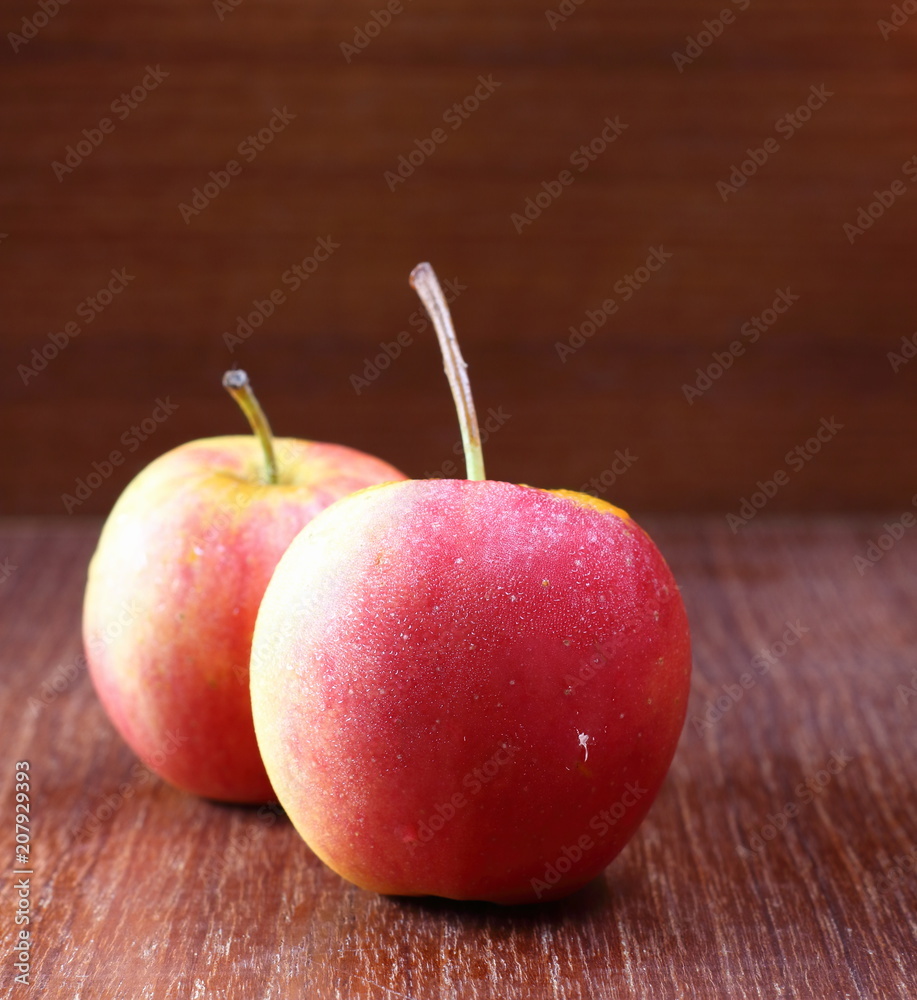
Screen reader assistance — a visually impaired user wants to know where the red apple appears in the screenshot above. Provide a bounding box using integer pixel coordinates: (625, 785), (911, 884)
(250, 266), (691, 903)
(83, 371), (405, 803)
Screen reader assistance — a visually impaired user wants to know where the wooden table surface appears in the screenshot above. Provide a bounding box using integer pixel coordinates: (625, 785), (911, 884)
(1, 516), (915, 999)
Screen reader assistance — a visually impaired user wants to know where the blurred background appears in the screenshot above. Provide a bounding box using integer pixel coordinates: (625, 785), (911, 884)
(2, 0), (915, 516)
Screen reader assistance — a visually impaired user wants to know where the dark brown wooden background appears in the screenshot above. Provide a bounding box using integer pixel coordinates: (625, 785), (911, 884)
(2, 0), (917, 515)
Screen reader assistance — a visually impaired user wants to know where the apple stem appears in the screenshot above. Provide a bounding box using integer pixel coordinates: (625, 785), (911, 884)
(410, 263), (486, 482)
(222, 370), (279, 485)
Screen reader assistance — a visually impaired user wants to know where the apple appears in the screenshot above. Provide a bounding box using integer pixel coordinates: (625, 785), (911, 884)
(83, 370), (405, 803)
(250, 266), (691, 903)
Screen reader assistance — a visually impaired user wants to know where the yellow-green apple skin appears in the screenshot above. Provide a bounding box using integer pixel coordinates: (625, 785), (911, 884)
(250, 478), (691, 903)
(83, 436), (405, 803)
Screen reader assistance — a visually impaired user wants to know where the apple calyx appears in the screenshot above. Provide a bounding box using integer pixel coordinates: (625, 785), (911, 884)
(410, 263), (486, 482)
(222, 369), (279, 485)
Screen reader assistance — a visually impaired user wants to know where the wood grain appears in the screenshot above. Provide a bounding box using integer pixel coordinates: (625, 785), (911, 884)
(2, 1), (917, 513)
(1, 517), (915, 998)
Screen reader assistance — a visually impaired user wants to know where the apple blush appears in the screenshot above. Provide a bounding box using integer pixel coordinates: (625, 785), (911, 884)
(83, 370), (405, 803)
(250, 265), (692, 904)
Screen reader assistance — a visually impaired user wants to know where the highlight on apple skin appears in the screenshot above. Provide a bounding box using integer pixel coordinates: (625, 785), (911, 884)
(249, 266), (692, 902)
(83, 371), (406, 804)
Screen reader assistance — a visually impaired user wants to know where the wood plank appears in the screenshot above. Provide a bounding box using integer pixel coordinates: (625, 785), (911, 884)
(1, 517), (915, 997)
